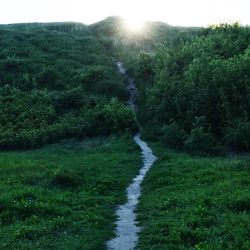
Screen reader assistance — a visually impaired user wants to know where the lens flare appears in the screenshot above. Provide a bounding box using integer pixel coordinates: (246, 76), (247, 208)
(123, 17), (145, 32)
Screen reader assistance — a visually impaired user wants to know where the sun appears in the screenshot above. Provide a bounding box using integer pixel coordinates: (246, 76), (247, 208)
(123, 17), (145, 32)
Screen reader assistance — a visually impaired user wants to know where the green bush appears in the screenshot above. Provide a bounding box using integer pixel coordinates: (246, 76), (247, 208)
(184, 116), (220, 155)
(141, 122), (164, 141)
(0, 88), (137, 150)
(81, 98), (138, 136)
(184, 127), (216, 156)
(160, 122), (187, 149)
(224, 119), (250, 151)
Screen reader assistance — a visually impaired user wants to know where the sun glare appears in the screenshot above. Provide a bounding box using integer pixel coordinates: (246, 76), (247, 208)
(123, 17), (145, 32)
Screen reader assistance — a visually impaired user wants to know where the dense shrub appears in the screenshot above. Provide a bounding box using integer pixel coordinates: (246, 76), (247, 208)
(0, 23), (138, 149)
(135, 24), (250, 153)
(0, 87), (137, 150)
(224, 118), (250, 151)
(160, 122), (187, 149)
(184, 127), (216, 155)
(183, 116), (217, 155)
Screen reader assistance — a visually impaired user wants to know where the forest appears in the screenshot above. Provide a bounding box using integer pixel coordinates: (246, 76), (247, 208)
(134, 23), (250, 154)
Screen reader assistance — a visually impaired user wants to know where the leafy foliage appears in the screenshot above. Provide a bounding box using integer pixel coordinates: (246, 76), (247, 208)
(134, 24), (250, 153)
(224, 118), (250, 151)
(0, 23), (137, 149)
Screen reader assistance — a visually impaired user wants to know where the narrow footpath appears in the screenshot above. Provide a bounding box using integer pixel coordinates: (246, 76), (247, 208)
(106, 62), (157, 250)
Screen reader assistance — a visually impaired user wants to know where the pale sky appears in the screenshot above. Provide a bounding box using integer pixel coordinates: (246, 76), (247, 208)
(0, 0), (249, 27)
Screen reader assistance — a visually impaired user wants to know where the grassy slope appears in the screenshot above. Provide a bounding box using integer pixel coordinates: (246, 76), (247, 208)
(137, 142), (250, 250)
(0, 23), (138, 150)
(0, 23), (124, 97)
(0, 135), (140, 249)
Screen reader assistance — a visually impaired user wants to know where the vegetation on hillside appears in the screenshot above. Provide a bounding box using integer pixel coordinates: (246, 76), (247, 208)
(0, 23), (137, 149)
(132, 23), (250, 154)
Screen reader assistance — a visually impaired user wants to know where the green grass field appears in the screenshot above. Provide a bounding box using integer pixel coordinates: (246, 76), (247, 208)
(0, 135), (140, 250)
(0, 133), (249, 250)
(137, 143), (250, 250)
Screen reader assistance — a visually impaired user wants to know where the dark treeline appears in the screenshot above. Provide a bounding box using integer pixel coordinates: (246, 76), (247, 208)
(0, 23), (137, 149)
(132, 23), (250, 154)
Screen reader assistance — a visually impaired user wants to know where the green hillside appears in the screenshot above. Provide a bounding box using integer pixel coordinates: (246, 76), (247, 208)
(0, 22), (137, 150)
(90, 18), (250, 154)
(0, 19), (199, 151)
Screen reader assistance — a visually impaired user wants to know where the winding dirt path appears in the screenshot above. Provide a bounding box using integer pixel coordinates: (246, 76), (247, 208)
(106, 62), (157, 250)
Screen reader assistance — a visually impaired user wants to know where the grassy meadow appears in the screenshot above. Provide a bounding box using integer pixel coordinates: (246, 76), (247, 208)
(0, 135), (140, 249)
(137, 142), (250, 249)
